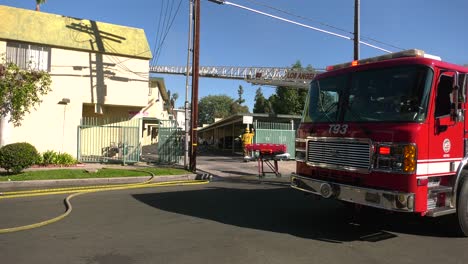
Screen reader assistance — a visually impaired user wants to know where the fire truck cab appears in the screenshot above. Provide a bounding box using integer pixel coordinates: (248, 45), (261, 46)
(290, 49), (468, 236)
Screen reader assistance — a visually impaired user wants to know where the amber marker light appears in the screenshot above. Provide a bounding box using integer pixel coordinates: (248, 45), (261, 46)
(403, 145), (417, 172)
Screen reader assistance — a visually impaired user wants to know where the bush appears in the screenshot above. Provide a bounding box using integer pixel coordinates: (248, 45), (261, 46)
(0, 142), (41, 174)
(42, 150), (59, 165)
(35, 154), (44, 165)
(41, 150), (77, 166)
(56, 153), (77, 166)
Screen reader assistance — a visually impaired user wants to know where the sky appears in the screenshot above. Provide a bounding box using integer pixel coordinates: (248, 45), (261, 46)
(2, 0), (468, 111)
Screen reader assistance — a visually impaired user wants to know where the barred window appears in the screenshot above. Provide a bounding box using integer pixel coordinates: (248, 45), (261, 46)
(6, 42), (51, 71)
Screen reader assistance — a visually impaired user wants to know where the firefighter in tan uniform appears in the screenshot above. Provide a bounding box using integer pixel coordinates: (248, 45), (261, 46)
(241, 127), (255, 159)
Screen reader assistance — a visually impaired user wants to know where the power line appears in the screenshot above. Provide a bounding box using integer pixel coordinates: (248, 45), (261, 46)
(160, 0), (174, 50)
(242, 0), (404, 51)
(151, 0), (166, 65)
(153, 0), (173, 65)
(244, 0), (353, 35)
(209, 0), (400, 53)
(153, 0), (183, 66)
(218, 1), (392, 53)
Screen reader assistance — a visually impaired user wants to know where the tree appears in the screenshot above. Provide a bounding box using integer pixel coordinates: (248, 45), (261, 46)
(198, 95), (234, 125)
(253, 87), (271, 113)
(165, 90), (171, 111)
(237, 85), (245, 105)
(198, 94), (250, 125)
(270, 86), (304, 115)
(171, 92), (179, 103)
(170, 91), (179, 109)
(36, 0), (46, 11)
(269, 60), (314, 115)
(0, 60), (52, 127)
(230, 102), (249, 115)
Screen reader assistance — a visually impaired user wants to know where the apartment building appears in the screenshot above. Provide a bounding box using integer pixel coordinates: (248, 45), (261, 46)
(0, 5), (168, 160)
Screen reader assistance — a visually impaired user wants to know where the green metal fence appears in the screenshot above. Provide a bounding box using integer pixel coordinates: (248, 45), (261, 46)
(157, 120), (183, 164)
(253, 121), (296, 159)
(78, 117), (140, 164)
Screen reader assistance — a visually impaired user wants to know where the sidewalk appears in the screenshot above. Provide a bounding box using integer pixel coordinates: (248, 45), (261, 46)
(0, 162), (198, 191)
(0, 154), (296, 191)
(196, 153), (295, 184)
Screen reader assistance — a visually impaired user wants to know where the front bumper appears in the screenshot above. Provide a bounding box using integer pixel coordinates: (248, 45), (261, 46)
(291, 174), (415, 212)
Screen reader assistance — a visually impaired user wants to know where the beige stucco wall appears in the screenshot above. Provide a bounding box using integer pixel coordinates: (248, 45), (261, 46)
(140, 85), (170, 147)
(0, 41), (5, 56)
(51, 48), (149, 107)
(2, 41), (157, 156)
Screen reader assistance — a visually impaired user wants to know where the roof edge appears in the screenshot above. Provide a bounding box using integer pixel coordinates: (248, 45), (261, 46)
(0, 5), (152, 60)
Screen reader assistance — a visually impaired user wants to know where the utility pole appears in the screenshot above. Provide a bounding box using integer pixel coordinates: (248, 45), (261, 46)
(354, 0), (360, 60)
(184, 0), (194, 169)
(190, 0), (200, 172)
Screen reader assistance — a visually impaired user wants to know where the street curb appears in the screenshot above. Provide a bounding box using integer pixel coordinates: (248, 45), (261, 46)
(0, 174), (199, 191)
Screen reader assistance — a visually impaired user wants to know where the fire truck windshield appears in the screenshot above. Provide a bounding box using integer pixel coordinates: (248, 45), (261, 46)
(303, 65), (434, 123)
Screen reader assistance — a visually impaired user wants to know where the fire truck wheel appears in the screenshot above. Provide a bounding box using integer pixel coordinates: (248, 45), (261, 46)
(457, 177), (468, 237)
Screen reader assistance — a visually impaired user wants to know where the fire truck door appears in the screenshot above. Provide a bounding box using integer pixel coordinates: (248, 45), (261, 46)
(429, 74), (464, 175)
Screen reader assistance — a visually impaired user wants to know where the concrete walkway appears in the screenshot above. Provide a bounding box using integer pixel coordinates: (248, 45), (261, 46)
(0, 163), (198, 191)
(196, 153), (295, 184)
(0, 154), (296, 191)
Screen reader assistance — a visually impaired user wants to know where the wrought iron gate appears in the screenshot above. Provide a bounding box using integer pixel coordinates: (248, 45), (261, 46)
(78, 117), (140, 164)
(157, 120), (183, 164)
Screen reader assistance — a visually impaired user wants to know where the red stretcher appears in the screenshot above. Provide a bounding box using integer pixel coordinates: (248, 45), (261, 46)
(246, 143), (287, 178)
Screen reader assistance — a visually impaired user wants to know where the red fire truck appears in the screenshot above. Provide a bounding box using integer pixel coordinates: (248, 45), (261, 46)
(290, 49), (468, 236)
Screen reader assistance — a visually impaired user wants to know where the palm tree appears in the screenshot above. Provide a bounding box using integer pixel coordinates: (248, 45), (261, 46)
(171, 92), (179, 107)
(36, 0), (46, 11)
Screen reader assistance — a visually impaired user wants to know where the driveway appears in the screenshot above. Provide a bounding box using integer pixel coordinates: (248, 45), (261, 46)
(196, 152), (296, 180)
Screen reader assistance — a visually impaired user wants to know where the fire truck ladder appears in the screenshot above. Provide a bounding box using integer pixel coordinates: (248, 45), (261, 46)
(149, 65), (321, 89)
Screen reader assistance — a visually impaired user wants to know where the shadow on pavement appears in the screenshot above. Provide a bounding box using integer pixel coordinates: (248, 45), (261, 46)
(218, 170), (257, 176)
(202, 158), (242, 163)
(197, 148), (240, 157)
(132, 186), (461, 243)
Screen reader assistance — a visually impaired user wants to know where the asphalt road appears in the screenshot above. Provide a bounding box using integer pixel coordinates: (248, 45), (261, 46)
(1, 155), (468, 264)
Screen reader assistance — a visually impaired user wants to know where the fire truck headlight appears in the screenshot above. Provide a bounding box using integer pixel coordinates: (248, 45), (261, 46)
(295, 138), (307, 162)
(295, 138), (306, 149)
(396, 194), (407, 208)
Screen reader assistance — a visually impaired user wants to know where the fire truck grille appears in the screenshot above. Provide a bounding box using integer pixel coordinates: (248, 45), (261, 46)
(307, 139), (371, 170)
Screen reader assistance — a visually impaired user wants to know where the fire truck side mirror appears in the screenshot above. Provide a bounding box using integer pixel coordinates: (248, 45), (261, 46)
(460, 74), (468, 103)
(451, 73), (463, 122)
(436, 116), (450, 134)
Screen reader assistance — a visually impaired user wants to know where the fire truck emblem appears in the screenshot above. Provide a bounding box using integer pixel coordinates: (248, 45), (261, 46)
(443, 139), (451, 153)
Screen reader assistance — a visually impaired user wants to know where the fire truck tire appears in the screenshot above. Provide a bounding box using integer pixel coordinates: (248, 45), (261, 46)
(456, 177), (468, 237)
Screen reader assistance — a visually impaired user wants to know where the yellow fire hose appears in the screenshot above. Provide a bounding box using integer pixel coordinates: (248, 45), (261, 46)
(0, 171), (209, 234)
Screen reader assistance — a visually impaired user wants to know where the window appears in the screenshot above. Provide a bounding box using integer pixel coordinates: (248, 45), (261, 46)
(305, 75), (346, 122)
(6, 42), (51, 71)
(345, 66), (432, 122)
(435, 75), (454, 117)
(303, 65), (433, 123)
